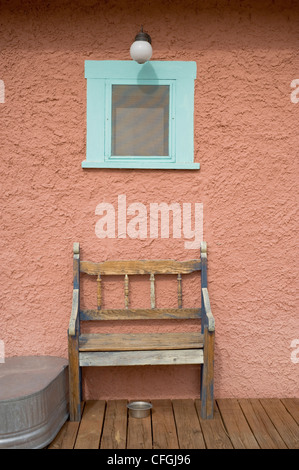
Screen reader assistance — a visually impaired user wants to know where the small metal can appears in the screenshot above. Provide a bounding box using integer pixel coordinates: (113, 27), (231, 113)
(127, 401), (152, 418)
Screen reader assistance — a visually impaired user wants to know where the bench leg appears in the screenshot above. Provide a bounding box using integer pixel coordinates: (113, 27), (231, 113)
(200, 327), (215, 419)
(68, 334), (81, 421)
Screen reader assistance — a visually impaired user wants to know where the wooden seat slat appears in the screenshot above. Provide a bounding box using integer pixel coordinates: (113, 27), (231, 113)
(79, 349), (204, 367)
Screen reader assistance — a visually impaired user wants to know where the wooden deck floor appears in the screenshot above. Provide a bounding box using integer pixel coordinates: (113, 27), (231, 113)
(49, 398), (299, 450)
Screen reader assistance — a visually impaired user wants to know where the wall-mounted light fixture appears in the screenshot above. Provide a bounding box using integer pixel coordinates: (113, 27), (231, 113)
(130, 26), (152, 64)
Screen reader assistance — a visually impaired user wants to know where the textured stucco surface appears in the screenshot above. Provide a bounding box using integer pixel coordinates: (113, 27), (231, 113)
(0, 0), (298, 400)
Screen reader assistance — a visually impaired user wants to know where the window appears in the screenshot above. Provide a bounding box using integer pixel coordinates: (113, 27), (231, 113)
(82, 61), (199, 169)
(111, 84), (169, 157)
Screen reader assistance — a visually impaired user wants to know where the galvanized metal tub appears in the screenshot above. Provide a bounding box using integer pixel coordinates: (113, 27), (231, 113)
(0, 356), (69, 449)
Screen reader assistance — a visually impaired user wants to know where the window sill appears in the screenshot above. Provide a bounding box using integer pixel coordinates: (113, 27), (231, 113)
(81, 160), (200, 170)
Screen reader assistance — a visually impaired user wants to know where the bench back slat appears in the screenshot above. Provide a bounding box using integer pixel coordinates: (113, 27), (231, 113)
(79, 332), (204, 351)
(75, 244), (204, 320)
(80, 259), (201, 275)
(80, 308), (201, 321)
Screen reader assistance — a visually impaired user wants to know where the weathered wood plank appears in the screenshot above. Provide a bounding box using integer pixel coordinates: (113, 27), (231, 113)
(202, 288), (215, 332)
(74, 400), (106, 449)
(80, 259), (201, 275)
(124, 274), (129, 309)
(100, 400), (128, 449)
(173, 399), (205, 449)
(79, 349), (204, 367)
(217, 399), (259, 449)
(73, 242), (80, 255)
(200, 327), (215, 419)
(151, 399), (179, 449)
(150, 273), (155, 308)
(68, 333), (81, 422)
(127, 400), (152, 449)
(177, 273), (182, 308)
(50, 398), (298, 449)
(48, 400), (85, 448)
(50, 400), (85, 449)
(79, 332), (204, 352)
(68, 243), (82, 422)
(238, 399), (287, 449)
(97, 274), (102, 310)
(281, 398), (299, 426)
(200, 243), (207, 335)
(48, 417), (82, 449)
(69, 289), (79, 336)
(195, 400), (233, 449)
(80, 307), (201, 321)
(260, 399), (299, 449)
(73, 244), (80, 289)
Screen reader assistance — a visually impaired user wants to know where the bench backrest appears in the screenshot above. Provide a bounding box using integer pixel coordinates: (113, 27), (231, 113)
(73, 242), (208, 326)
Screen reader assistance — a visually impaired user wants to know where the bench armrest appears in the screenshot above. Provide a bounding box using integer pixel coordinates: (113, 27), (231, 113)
(202, 287), (215, 332)
(68, 289), (79, 336)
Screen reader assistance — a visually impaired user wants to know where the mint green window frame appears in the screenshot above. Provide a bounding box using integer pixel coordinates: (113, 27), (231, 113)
(82, 61), (199, 170)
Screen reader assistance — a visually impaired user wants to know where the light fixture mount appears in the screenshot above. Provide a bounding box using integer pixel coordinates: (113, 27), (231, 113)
(134, 26), (152, 44)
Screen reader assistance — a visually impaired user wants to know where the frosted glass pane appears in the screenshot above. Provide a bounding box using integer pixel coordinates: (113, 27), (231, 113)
(112, 85), (169, 156)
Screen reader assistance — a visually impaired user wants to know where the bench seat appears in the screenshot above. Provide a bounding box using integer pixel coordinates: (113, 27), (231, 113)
(68, 241), (215, 421)
(78, 332), (204, 367)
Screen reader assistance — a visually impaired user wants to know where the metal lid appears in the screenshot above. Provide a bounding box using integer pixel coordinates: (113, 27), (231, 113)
(0, 356), (68, 401)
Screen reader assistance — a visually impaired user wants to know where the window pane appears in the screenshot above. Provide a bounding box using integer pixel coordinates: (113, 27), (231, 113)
(111, 85), (169, 156)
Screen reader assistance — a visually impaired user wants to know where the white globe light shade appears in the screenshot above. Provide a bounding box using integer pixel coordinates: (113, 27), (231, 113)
(130, 40), (152, 64)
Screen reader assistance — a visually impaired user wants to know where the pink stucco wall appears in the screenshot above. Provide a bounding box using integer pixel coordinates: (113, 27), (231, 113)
(0, 0), (298, 400)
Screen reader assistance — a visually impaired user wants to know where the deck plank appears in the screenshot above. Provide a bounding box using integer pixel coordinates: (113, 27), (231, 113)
(281, 398), (299, 426)
(260, 399), (299, 449)
(196, 400), (233, 449)
(48, 401), (84, 449)
(74, 400), (106, 449)
(127, 401), (152, 449)
(48, 398), (298, 450)
(151, 399), (179, 449)
(217, 399), (259, 449)
(238, 399), (287, 449)
(172, 399), (205, 449)
(100, 400), (128, 449)
(48, 420), (81, 449)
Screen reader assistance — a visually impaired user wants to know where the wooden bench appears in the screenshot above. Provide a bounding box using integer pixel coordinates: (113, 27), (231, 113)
(68, 241), (215, 421)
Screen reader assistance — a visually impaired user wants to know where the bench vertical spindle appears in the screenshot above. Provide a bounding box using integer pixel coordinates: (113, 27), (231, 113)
(97, 274), (102, 310)
(124, 274), (129, 309)
(177, 273), (182, 308)
(150, 273), (155, 309)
